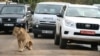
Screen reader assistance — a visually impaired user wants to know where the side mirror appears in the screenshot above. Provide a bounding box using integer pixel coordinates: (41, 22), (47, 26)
(31, 11), (34, 14)
(26, 11), (31, 17)
(57, 14), (63, 17)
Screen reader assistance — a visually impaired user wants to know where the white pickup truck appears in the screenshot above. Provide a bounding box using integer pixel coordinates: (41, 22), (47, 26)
(32, 2), (69, 38)
(55, 4), (100, 50)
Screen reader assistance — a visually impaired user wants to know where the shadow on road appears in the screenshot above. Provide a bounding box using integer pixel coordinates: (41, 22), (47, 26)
(32, 35), (99, 51)
(32, 35), (54, 39)
(0, 31), (12, 35)
(65, 44), (93, 51)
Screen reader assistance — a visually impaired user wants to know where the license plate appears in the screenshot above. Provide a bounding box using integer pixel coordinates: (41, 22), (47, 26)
(42, 30), (53, 34)
(80, 30), (95, 35)
(4, 24), (14, 26)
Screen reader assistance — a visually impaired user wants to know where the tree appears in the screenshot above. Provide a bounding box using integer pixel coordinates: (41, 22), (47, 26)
(12, 0), (100, 9)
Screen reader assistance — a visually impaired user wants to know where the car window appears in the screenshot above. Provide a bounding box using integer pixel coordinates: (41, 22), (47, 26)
(66, 7), (100, 18)
(1, 6), (25, 14)
(0, 4), (5, 11)
(34, 4), (63, 15)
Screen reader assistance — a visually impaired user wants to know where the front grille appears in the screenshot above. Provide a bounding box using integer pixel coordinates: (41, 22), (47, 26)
(40, 21), (55, 25)
(40, 23), (55, 25)
(34, 24), (56, 30)
(2, 18), (16, 23)
(76, 23), (99, 30)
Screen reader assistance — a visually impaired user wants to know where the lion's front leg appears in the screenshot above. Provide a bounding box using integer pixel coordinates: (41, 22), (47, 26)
(18, 40), (24, 52)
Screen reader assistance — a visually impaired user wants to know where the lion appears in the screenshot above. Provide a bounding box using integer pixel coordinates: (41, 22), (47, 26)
(12, 27), (33, 52)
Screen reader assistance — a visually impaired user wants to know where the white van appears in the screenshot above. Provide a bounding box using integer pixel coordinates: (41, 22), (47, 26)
(55, 4), (100, 50)
(32, 2), (69, 38)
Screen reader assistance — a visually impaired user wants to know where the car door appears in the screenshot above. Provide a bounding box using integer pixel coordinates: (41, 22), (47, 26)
(56, 5), (66, 35)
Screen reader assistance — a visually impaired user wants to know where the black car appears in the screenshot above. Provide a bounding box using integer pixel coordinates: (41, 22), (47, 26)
(0, 4), (33, 32)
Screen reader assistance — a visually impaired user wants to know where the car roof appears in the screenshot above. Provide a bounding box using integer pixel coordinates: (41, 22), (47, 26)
(37, 2), (70, 5)
(0, 2), (17, 4)
(68, 4), (98, 8)
(3, 4), (26, 7)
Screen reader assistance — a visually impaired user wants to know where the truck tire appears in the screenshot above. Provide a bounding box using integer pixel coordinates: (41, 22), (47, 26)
(59, 28), (66, 49)
(4, 30), (9, 33)
(59, 38), (66, 49)
(54, 34), (60, 45)
(91, 44), (98, 50)
(34, 33), (38, 38)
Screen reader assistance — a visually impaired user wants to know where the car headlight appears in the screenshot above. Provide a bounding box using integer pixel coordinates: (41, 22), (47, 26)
(17, 18), (25, 23)
(65, 20), (75, 27)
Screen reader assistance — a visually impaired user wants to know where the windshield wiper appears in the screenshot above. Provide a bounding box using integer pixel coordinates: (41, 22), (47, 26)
(74, 16), (86, 17)
(2, 13), (14, 14)
(74, 16), (100, 18)
(41, 13), (51, 14)
(1, 13), (24, 15)
(92, 17), (100, 18)
(35, 12), (52, 14)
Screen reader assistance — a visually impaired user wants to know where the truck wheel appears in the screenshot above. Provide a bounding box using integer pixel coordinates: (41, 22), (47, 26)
(59, 28), (66, 49)
(54, 34), (60, 45)
(52, 30), (56, 38)
(51, 34), (55, 38)
(59, 38), (66, 49)
(4, 30), (9, 33)
(29, 28), (32, 32)
(34, 33), (38, 38)
(91, 44), (98, 50)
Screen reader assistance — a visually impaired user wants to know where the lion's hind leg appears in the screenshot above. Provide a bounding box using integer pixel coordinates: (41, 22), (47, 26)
(29, 41), (33, 50)
(25, 41), (33, 50)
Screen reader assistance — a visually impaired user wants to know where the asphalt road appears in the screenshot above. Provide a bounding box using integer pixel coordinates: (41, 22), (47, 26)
(0, 32), (100, 56)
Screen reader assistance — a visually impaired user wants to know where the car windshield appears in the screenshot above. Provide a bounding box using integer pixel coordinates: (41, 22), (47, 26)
(1, 6), (25, 14)
(66, 7), (100, 18)
(34, 4), (62, 15)
(0, 4), (5, 11)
